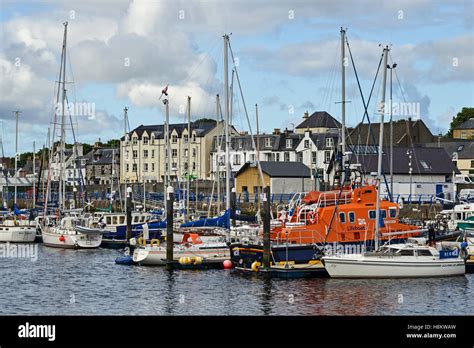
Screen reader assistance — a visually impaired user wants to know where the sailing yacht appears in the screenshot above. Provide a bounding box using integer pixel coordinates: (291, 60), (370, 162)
(322, 242), (465, 278)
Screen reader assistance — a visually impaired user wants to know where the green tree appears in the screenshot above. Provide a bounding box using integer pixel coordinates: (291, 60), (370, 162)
(447, 107), (474, 137)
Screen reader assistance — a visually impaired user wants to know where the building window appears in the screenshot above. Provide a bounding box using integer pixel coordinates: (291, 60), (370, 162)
(286, 139), (292, 148)
(143, 136), (149, 145)
(471, 160), (474, 168)
(184, 149), (188, 157)
(326, 137), (334, 148)
(132, 137), (138, 145)
(172, 149), (178, 157)
(126, 164), (129, 172)
(144, 163), (148, 172)
(324, 151), (331, 163)
(184, 135), (189, 143)
(151, 150), (155, 159)
(238, 139), (243, 149)
(172, 135), (178, 143)
(297, 152), (303, 162)
(233, 154), (241, 165)
(192, 148), (196, 157)
(192, 162), (196, 170)
(284, 152), (290, 162)
(172, 162), (177, 170)
(312, 151), (317, 164)
(276, 153), (280, 161)
(304, 140), (310, 149)
(152, 163), (155, 171)
(150, 135), (155, 144)
(132, 163), (137, 172)
(461, 131), (467, 139)
(265, 138), (272, 147)
(143, 150), (148, 158)
(133, 150), (138, 159)
(184, 163), (188, 171)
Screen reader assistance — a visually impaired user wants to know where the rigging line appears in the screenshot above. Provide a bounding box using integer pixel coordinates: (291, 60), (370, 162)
(347, 40), (392, 200)
(65, 93), (86, 205)
(227, 40), (267, 209)
(388, 51), (408, 103)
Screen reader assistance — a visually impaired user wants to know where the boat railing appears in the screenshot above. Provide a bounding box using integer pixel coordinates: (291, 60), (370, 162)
(273, 229), (325, 246)
(317, 191), (352, 207)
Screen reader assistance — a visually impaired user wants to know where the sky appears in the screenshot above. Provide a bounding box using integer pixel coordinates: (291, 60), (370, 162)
(0, 0), (473, 156)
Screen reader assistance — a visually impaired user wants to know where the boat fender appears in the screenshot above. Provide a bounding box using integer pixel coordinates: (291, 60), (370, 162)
(129, 238), (137, 246)
(137, 237), (145, 246)
(194, 256), (203, 265)
(251, 261), (261, 272)
(150, 239), (160, 247)
(460, 242), (469, 260)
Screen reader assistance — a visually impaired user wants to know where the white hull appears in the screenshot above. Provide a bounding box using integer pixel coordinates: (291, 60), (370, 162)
(133, 245), (230, 265)
(42, 228), (102, 249)
(0, 225), (36, 243)
(323, 255), (465, 278)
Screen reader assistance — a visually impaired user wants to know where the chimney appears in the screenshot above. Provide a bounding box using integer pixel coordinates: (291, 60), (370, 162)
(303, 111), (309, 119)
(273, 128), (281, 135)
(284, 128), (289, 136)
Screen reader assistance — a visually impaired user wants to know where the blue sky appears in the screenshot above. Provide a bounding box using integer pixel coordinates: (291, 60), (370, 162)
(0, 0), (473, 155)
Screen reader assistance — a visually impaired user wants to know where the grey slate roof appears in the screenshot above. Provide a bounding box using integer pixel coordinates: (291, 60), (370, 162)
(348, 119), (434, 146)
(212, 131), (303, 152)
(123, 120), (218, 141)
(295, 111), (341, 129)
(235, 161), (311, 178)
(454, 118), (474, 130)
(86, 148), (120, 166)
(348, 145), (460, 175)
(423, 140), (474, 160)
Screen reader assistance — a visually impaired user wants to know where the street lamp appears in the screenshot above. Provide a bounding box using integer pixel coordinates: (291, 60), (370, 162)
(387, 62), (397, 201)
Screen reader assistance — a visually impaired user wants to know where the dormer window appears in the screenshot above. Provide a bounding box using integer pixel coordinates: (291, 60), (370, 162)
(184, 135), (189, 143)
(286, 139), (292, 148)
(172, 135), (178, 144)
(238, 139), (243, 149)
(265, 138), (272, 147)
(132, 137), (138, 145)
(326, 137), (334, 148)
(143, 136), (149, 145)
(304, 140), (310, 149)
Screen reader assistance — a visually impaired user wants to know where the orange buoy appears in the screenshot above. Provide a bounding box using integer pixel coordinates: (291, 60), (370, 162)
(223, 260), (233, 269)
(59, 235), (65, 242)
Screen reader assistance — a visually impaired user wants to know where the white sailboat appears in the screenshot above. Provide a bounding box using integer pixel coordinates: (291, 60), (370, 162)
(0, 112), (36, 243)
(131, 232), (229, 265)
(41, 22), (102, 249)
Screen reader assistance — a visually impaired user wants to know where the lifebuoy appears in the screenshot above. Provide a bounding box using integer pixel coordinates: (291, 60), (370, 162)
(309, 212), (316, 224)
(150, 239), (160, 247)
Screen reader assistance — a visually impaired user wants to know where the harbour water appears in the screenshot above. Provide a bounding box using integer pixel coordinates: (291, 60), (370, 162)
(1, 244), (473, 316)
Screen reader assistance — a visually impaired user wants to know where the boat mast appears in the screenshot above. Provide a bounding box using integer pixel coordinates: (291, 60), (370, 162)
(58, 21), (68, 212)
(13, 110), (20, 207)
(224, 34), (231, 211)
(216, 94), (221, 215)
(375, 45), (390, 250)
(186, 96), (191, 221)
(163, 91), (171, 216)
(123, 106), (128, 213)
(33, 141), (36, 209)
(340, 27), (346, 161)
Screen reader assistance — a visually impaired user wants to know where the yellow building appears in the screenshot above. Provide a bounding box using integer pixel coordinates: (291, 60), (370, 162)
(234, 161), (312, 195)
(453, 118), (474, 139)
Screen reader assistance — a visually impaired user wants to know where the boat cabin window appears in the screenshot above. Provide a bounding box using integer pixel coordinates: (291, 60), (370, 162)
(416, 249), (432, 257)
(389, 208), (397, 218)
(456, 213), (462, 220)
(140, 216), (145, 222)
(119, 216), (125, 224)
(399, 249), (414, 256)
(368, 210), (376, 220)
(112, 216), (118, 225)
(380, 210), (387, 219)
(106, 216), (112, 224)
(348, 212), (355, 223)
(134, 216), (139, 223)
(339, 212), (346, 223)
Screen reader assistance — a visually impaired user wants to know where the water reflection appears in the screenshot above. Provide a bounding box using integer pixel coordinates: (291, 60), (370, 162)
(0, 245), (473, 316)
